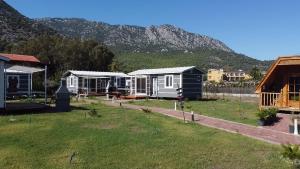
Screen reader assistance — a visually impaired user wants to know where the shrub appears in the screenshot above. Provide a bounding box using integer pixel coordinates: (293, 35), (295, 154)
(186, 105), (192, 112)
(281, 144), (300, 168)
(88, 109), (101, 117)
(256, 108), (278, 121)
(141, 108), (152, 113)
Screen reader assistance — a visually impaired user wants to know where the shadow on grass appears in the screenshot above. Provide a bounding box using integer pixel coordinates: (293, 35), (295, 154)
(197, 98), (218, 102)
(1, 105), (89, 116)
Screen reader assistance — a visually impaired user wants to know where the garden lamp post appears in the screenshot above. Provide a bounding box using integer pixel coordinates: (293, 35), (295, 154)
(294, 117), (299, 135)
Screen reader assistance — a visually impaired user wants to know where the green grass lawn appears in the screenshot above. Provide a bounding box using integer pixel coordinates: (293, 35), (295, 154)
(128, 99), (259, 125)
(0, 102), (289, 169)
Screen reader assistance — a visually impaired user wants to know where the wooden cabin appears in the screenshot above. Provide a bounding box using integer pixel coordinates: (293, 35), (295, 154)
(256, 56), (300, 111)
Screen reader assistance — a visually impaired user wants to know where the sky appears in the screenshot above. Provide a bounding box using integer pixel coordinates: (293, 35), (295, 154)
(5, 0), (300, 61)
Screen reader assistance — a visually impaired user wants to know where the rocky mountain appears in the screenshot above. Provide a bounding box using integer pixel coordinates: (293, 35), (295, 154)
(0, 0), (271, 72)
(36, 18), (233, 53)
(0, 0), (56, 42)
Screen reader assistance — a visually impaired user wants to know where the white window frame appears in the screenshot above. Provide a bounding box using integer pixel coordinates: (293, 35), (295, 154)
(69, 76), (74, 87)
(7, 75), (20, 89)
(164, 75), (173, 88)
(125, 79), (131, 88)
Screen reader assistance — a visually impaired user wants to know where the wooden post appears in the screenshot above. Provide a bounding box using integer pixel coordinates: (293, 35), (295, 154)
(44, 65), (47, 105)
(27, 74), (30, 98)
(96, 78), (98, 93)
(281, 89), (283, 107)
(298, 90), (300, 110)
(259, 93), (262, 109)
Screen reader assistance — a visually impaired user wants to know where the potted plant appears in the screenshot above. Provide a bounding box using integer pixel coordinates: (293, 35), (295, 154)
(256, 108), (278, 126)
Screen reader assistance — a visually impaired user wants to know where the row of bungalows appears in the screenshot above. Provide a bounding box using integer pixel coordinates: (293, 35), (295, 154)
(0, 53), (47, 112)
(64, 66), (204, 99)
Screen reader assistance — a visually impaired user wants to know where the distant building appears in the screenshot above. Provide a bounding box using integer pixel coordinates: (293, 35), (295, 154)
(207, 69), (224, 83)
(207, 69), (252, 83)
(224, 70), (252, 82)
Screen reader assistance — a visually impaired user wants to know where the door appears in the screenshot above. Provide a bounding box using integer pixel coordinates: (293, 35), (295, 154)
(90, 79), (96, 92)
(7, 75), (19, 93)
(152, 77), (158, 96)
(81, 78), (88, 94)
(136, 77), (147, 95)
(288, 76), (300, 107)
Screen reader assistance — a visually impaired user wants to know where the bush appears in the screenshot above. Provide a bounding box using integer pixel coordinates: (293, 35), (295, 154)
(141, 108), (152, 114)
(281, 144), (300, 168)
(256, 108), (278, 121)
(88, 109), (101, 117)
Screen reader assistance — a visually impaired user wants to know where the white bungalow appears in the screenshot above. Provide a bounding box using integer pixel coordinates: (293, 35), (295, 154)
(62, 70), (129, 96)
(0, 53), (47, 112)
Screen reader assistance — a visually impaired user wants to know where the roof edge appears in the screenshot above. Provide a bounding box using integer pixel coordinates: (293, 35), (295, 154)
(255, 56), (300, 93)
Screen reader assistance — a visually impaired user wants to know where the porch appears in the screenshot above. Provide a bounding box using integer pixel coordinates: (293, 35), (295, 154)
(75, 76), (129, 97)
(259, 92), (300, 112)
(129, 75), (159, 97)
(4, 65), (48, 111)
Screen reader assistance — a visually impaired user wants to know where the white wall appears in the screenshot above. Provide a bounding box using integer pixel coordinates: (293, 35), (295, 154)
(0, 61), (4, 109)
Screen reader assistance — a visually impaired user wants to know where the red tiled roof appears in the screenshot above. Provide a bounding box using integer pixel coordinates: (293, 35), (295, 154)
(0, 53), (40, 63)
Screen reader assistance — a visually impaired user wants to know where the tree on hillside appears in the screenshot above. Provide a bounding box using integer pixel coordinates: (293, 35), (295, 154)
(11, 35), (114, 81)
(250, 66), (263, 81)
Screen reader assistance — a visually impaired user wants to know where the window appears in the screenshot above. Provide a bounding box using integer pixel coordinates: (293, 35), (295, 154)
(7, 75), (20, 90)
(289, 77), (300, 101)
(165, 75), (173, 88)
(83, 78), (88, 88)
(70, 76), (74, 87)
(136, 77), (146, 93)
(115, 77), (122, 87)
(125, 79), (131, 88)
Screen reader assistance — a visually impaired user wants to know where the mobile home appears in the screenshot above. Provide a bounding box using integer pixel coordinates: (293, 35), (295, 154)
(0, 53), (47, 112)
(128, 66), (203, 99)
(63, 70), (129, 96)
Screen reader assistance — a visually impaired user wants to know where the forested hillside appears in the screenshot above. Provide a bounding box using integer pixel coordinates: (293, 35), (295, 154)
(115, 50), (271, 73)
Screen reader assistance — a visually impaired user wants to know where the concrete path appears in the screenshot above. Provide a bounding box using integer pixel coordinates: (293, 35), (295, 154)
(104, 101), (300, 145)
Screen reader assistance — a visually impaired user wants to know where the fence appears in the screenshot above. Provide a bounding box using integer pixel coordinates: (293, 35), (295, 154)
(203, 85), (256, 94)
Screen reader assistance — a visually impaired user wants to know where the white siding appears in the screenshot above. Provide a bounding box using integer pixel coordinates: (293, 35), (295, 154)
(0, 61), (4, 109)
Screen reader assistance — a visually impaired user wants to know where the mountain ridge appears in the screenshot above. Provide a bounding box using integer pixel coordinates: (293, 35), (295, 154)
(0, 1), (272, 72)
(0, 0), (56, 42)
(36, 17), (234, 53)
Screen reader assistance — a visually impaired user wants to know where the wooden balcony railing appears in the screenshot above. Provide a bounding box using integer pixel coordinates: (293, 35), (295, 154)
(260, 92), (281, 108)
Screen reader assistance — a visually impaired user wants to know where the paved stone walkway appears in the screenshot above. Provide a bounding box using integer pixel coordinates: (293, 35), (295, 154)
(104, 101), (300, 145)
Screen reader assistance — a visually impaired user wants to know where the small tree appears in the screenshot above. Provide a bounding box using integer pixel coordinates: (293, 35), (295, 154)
(250, 66), (262, 81)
